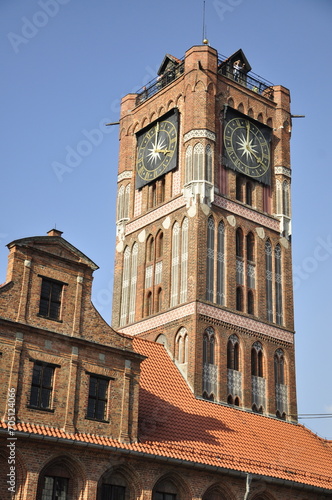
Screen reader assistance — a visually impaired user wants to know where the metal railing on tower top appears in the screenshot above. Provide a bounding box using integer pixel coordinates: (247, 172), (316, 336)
(134, 53), (275, 106)
(135, 61), (185, 106)
(218, 53), (275, 100)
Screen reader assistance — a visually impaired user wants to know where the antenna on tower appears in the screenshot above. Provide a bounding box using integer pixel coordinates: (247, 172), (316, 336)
(202, 1), (209, 45)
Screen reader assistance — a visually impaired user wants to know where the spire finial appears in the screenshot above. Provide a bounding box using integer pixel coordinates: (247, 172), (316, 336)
(202, 1), (209, 45)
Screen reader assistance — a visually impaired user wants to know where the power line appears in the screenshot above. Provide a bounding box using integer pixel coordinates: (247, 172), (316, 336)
(298, 413), (332, 419)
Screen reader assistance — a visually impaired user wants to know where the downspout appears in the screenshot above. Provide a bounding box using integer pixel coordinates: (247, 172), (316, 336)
(244, 473), (252, 500)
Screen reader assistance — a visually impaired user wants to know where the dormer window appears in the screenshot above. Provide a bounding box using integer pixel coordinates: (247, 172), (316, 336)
(38, 277), (66, 321)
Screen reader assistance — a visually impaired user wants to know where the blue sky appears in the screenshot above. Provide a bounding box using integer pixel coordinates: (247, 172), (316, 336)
(1, 0), (332, 438)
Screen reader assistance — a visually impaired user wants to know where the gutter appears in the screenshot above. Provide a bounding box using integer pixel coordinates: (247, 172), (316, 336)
(3, 429), (332, 495)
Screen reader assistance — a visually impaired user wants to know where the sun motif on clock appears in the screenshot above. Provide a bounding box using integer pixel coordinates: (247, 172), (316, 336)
(223, 109), (271, 184)
(136, 110), (179, 189)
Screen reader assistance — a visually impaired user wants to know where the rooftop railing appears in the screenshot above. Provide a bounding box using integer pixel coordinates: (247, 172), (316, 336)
(218, 54), (275, 100)
(134, 53), (275, 106)
(135, 61), (185, 106)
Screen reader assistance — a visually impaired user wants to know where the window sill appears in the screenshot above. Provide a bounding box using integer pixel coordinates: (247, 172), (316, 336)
(85, 416), (110, 423)
(27, 405), (55, 413)
(37, 314), (63, 323)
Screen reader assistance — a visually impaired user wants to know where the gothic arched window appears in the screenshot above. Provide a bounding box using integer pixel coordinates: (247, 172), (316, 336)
(203, 327), (217, 400)
(180, 218), (188, 303)
(246, 181), (253, 206)
(275, 244), (283, 325)
(274, 348), (285, 385)
(246, 232), (255, 308)
(283, 180), (290, 217)
(128, 243), (138, 323)
(193, 143), (204, 180)
(251, 341), (265, 413)
(205, 144), (213, 183)
(203, 327), (215, 365)
(216, 220), (225, 305)
(251, 342), (263, 377)
(120, 246), (131, 327)
(185, 145), (193, 183)
(145, 291), (152, 317)
(236, 286), (243, 311)
(170, 219), (188, 308)
(117, 185), (125, 221)
(170, 222), (180, 307)
(236, 176), (243, 202)
(265, 240), (273, 322)
(206, 216), (215, 301)
(156, 231), (163, 259)
(227, 334), (239, 371)
(176, 327), (188, 364)
(124, 184), (130, 218)
(275, 348), (287, 419)
(236, 228), (244, 287)
(247, 290), (254, 315)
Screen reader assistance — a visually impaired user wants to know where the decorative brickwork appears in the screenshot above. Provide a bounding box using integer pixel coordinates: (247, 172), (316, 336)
(126, 195), (186, 234)
(183, 129), (216, 142)
(214, 194), (280, 231)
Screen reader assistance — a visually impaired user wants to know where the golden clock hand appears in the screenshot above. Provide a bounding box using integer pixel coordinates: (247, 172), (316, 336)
(246, 122), (250, 144)
(155, 149), (171, 154)
(154, 122), (160, 148)
(248, 148), (264, 165)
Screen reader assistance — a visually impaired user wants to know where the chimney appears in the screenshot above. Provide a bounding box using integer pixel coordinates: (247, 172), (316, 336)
(47, 229), (63, 237)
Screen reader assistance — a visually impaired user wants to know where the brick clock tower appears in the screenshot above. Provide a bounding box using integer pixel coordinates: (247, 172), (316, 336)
(112, 44), (296, 422)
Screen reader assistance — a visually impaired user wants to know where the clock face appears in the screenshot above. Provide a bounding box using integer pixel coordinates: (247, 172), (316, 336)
(223, 110), (271, 184)
(136, 110), (178, 188)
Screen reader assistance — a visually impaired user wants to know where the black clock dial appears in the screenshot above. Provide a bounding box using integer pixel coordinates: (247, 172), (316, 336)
(136, 110), (178, 188)
(223, 112), (271, 184)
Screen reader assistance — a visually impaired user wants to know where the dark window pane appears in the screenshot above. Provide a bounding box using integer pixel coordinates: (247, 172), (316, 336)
(30, 386), (39, 407)
(39, 279), (62, 320)
(87, 376), (109, 420)
(54, 477), (68, 499)
(101, 484), (125, 500)
(96, 400), (106, 420)
(41, 280), (51, 299)
(98, 379), (108, 398)
(51, 283), (62, 302)
(87, 398), (96, 418)
(42, 476), (68, 500)
(113, 485), (125, 500)
(89, 377), (97, 397)
(165, 494), (176, 500)
(49, 302), (60, 319)
(41, 388), (51, 408)
(43, 366), (54, 387)
(39, 298), (49, 317)
(32, 364), (42, 385)
(101, 484), (112, 500)
(30, 362), (54, 409)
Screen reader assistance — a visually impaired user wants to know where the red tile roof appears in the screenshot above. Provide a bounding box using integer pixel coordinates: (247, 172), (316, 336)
(2, 337), (331, 491)
(133, 338), (332, 490)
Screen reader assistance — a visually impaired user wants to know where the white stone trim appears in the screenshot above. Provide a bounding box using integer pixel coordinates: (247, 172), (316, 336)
(183, 129), (216, 143)
(274, 166), (291, 178)
(118, 171), (133, 182)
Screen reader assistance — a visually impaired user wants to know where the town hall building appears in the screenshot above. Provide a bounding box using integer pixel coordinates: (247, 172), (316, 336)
(0, 43), (331, 500)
